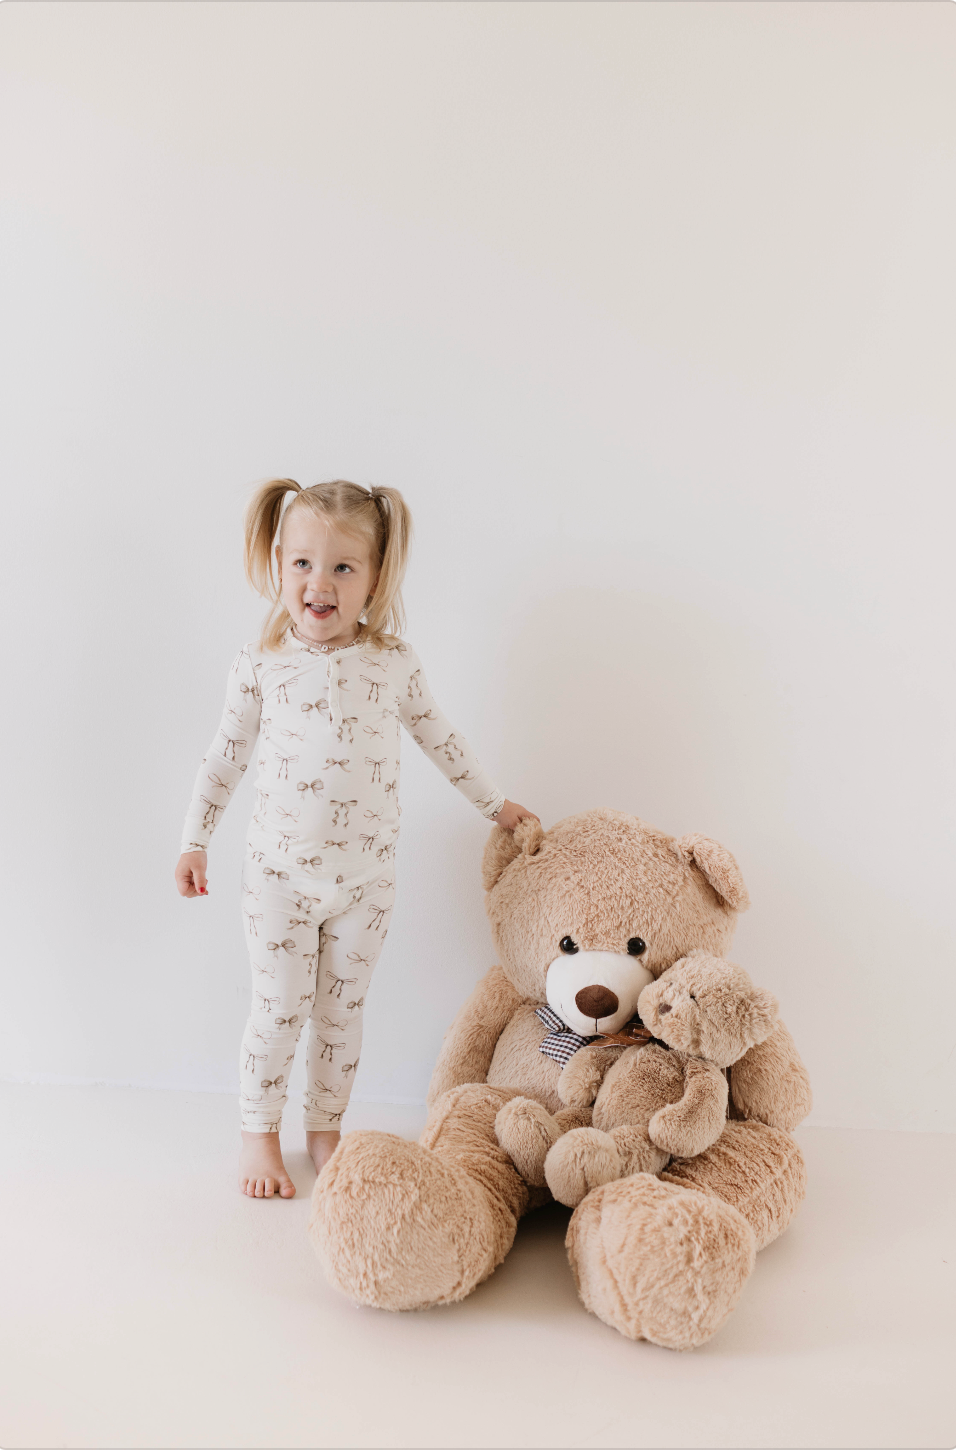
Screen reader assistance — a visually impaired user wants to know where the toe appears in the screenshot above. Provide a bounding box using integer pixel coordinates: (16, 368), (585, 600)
(280, 1179), (296, 1198)
(254, 1178), (265, 1197)
(264, 1177), (275, 1197)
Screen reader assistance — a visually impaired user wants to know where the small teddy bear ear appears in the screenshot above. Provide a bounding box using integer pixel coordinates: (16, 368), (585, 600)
(675, 834), (751, 912)
(480, 817), (544, 891)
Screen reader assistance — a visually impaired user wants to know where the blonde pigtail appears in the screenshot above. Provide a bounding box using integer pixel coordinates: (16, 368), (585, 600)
(365, 486), (412, 643)
(243, 478), (301, 651)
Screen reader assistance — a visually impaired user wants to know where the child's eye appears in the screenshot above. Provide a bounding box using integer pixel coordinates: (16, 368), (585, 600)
(293, 559), (310, 569)
(334, 564), (352, 573)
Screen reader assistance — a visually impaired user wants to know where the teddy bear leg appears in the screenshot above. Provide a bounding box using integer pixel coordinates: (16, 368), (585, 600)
(494, 1096), (564, 1187)
(660, 1119), (807, 1250)
(544, 1127), (623, 1208)
(566, 1173), (757, 1350)
(308, 1083), (530, 1311)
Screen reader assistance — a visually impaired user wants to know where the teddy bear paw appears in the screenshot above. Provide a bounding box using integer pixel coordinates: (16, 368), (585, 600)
(557, 1046), (620, 1109)
(544, 1127), (622, 1208)
(494, 1097), (561, 1187)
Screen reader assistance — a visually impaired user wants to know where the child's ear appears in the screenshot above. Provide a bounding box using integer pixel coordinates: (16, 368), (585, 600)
(481, 817), (544, 891)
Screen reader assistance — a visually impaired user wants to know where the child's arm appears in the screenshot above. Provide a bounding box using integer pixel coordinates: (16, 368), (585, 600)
(398, 648), (506, 820)
(427, 966), (524, 1106)
(176, 647), (262, 894)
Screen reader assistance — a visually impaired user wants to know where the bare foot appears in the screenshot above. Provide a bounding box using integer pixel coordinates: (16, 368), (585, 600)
(306, 1129), (341, 1178)
(239, 1130), (296, 1198)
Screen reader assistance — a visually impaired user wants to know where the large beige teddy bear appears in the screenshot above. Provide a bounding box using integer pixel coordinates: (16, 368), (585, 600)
(309, 810), (812, 1350)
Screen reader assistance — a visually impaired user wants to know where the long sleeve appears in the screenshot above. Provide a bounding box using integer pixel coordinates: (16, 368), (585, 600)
(398, 647), (505, 820)
(180, 646), (261, 853)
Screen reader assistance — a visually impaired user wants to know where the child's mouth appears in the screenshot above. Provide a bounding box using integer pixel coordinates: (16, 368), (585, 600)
(306, 603), (335, 620)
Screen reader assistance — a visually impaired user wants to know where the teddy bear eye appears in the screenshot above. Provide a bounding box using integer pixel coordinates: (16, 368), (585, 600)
(627, 937), (647, 956)
(559, 936), (579, 955)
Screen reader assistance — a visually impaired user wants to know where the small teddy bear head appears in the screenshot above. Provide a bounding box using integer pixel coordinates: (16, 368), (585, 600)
(481, 810), (751, 1036)
(637, 951), (778, 1068)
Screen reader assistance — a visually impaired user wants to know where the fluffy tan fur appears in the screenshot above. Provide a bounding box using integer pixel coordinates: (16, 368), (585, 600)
(529, 952), (784, 1207)
(310, 809), (811, 1350)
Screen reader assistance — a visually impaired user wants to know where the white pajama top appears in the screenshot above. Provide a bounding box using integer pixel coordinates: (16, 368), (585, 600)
(181, 630), (505, 883)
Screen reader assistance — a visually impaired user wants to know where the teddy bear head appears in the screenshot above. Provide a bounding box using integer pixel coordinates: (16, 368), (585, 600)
(481, 809), (751, 1038)
(637, 951), (778, 1067)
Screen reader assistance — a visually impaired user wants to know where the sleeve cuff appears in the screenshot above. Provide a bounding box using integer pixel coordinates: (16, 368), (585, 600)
(480, 792), (507, 821)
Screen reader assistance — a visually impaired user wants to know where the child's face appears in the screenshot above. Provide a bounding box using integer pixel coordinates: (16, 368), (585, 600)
(276, 512), (379, 646)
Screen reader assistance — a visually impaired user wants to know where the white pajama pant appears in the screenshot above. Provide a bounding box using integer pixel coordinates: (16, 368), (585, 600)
(239, 854), (395, 1132)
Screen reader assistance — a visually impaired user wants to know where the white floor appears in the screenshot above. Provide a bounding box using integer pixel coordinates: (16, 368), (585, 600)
(1, 1084), (952, 1451)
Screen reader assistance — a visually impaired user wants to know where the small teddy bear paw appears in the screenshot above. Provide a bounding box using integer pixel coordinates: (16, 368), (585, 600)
(494, 1097), (560, 1187)
(557, 1046), (618, 1109)
(544, 1127), (622, 1208)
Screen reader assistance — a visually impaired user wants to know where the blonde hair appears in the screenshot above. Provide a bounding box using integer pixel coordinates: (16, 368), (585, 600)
(243, 479), (413, 652)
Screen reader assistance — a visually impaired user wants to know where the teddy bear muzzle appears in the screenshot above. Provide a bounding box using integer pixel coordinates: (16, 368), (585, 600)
(546, 950), (655, 1036)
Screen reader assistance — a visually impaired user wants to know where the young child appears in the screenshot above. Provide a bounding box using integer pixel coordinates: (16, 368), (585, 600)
(175, 479), (536, 1200)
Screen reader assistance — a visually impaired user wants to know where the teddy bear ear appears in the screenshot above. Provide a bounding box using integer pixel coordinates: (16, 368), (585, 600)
(675, 834), (751, 911)
(480, 817), (544, 891)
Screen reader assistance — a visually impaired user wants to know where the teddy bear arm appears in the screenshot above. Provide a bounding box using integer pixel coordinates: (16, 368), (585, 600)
(648, 1058), (728, 1160)
(426, 966), (524, 1107)
(608, 1124), (670, 1176)
(729, 1018), (812, 1131)
(557, 1045), (624, 1109)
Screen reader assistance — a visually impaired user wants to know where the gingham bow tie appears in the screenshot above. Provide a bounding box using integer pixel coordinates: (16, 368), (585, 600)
(535, 1005), (595, 1065)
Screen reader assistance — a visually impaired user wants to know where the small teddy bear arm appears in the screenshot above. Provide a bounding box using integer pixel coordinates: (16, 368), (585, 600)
(557, 1043), (626, 1109)
(647, 1056), (729, 1160)
(426, 965), (524, 1107)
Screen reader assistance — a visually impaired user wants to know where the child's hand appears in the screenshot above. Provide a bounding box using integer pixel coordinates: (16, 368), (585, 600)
(176, 850), (209, 898)
(493, 800), (539, 832)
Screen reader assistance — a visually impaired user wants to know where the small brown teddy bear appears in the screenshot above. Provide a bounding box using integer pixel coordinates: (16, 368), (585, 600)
(519, 953), (781, 1207)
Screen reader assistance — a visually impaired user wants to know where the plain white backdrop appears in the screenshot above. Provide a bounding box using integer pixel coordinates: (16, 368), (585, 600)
(1, 1), (953, 1132)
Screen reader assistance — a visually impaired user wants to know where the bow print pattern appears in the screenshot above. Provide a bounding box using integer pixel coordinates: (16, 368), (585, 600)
(434, 734), (464, 763)
(184, 633), (503, 867)
(239, 857), (394, 1133)
(361, 676), (385, 703)
(189, 637), (503, 1133)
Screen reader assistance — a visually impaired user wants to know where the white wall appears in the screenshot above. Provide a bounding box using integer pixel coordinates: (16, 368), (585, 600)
(2, 1), (953, 1131)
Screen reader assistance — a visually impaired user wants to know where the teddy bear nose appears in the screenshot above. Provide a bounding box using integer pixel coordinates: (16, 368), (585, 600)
(575, 985), (619, 1019)
(658, 1003), (672, 1015)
